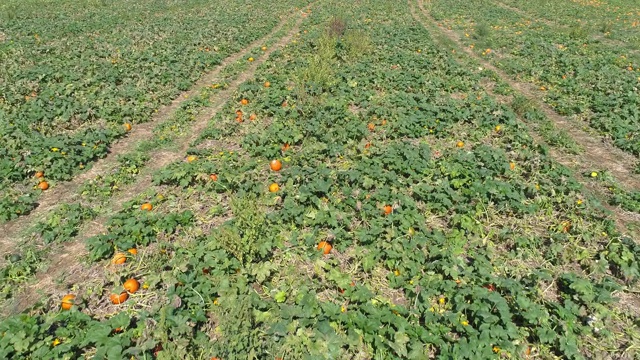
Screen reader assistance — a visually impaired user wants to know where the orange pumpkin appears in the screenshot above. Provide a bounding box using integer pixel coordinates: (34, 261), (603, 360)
(123, 278), (140, 294)
(112, 252), (127, 265)
(110, 292), (129, 305)
(317, 241), (332, 255)
(61, 294), (76, 310)
(270, 160), (282, 171)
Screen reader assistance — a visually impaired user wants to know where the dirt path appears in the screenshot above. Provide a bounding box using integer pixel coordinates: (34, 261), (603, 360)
(0, 14), (292, 255)
(410, 0), (640, 235)
(1, 9), (308, 317)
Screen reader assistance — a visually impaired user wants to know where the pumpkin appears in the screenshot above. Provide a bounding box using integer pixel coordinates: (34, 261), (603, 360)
(270, 159), (282, 171)
(317, 241), (332, 255)
(61, 294), (76, 310)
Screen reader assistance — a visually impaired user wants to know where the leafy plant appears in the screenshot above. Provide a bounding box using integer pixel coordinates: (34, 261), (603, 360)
(32, 203), (96, 244)
(211, 195), (273, 266)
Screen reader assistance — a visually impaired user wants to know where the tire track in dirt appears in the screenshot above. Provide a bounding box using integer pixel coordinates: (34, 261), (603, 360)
(0, 12), (293, 253)
(1, 8), (309, 317)
(410, 0), (640, 236)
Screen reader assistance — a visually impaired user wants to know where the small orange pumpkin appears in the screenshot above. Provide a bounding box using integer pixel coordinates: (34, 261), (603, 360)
(123, 278), (140, 294)
(110, 292), (129, 305)
(112, 252), (127, 265)
(317, 241), (332, 255)
(270, 159), (282, 171)
(61, 294), (76, 310)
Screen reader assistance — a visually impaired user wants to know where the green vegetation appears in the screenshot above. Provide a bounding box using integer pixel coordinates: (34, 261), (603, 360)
(1, 0), (639, 359)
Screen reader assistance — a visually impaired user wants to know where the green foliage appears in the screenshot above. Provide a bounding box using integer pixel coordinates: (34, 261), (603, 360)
(212, 195), (274, 266)
(473, 22), (490, 39)
(510, 94), (535, 116)
(343, 29), (373, 60)
(2, 0), (639, 359)
(327, 16), (348, 37)
(0, 247), (41, 300)
(567, 24), (589, 39)
(32, 204), (97, 244)
(297, 33), (338, 91)
(86, 204), (194, 260)
(0, 0), (308, 220)
(0, 189), (36, 222)
(430, 0), (640, 157)
(609, 188), (640, 213)
(600, 21), (614, 34)
(79, 153), (149, 201)
(0, 311), (134, 359)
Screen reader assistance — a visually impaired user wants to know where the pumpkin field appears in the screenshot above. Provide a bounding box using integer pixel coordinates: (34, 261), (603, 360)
(1, 0), (639, 358)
